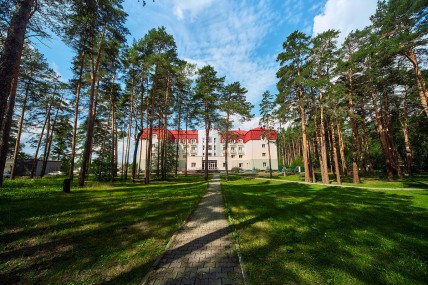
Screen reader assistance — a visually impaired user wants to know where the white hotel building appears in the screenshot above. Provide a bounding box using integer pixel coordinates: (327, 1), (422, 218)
(139, 127), (278, 172)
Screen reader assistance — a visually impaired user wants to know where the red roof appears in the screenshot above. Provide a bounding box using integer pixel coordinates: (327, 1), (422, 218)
(141, 128), (199, 142)
(141, 127), (276, 143)
(221, 127), (277, 143)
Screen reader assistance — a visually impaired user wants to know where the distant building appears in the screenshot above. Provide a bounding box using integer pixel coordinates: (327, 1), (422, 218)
(5, 159), (62, 177)
(139, 127), (278, 172)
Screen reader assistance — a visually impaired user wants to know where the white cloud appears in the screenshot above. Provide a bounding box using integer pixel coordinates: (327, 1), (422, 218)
(233, 116), (261, 131)
(172, 0), (214, 20)
(313, 0), (377, 44)
(173, 1), (278, 104)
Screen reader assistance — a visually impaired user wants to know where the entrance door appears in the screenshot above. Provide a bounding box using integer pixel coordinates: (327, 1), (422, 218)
(202, 160), (217, 170)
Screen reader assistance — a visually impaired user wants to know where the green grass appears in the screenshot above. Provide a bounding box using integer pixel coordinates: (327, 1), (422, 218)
(0, 175), (207, 284)
(222, 177), (428, 284)
(271, 172), (428, 189)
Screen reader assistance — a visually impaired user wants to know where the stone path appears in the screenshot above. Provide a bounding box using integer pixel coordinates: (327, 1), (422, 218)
(145, 174), (243, 285)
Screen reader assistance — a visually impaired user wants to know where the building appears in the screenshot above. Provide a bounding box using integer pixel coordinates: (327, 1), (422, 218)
(139, 127), (278, 172)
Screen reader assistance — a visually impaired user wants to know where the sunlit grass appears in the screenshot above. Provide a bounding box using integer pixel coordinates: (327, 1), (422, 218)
(222, 178), (428, 284)
(0, 175), (207, 284)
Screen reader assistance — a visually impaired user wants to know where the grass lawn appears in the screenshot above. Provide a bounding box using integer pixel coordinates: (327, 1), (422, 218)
(222, 175), (428, 284)
(0, 175), (207, 284)
(272, 172), (428, 189)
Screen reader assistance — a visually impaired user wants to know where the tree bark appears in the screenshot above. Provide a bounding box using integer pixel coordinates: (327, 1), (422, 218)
(78, 27), (105, 187)
(124, 73), (135, 180)
(404, 48), (428, 117)
(109, 72), (117, 182)
(69, 50), (85, 180)
(330, 120), (341, 184)
(0, 0), (37, 187)
(30, 100), (51, 178)
(11, 76), (31, 179)
(347, 67), (360, 184)
(400, 88), (413, 176)
(336, 121), (348, 176)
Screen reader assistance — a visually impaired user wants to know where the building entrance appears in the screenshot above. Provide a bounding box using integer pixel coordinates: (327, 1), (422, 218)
(202, 160), (217, 170)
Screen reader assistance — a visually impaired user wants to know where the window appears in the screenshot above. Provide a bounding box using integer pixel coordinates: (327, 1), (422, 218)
(262, 144), (265, 148)
(231, 155), (235, 158)
(191, 162), (196, 167)
(203, 138), (205, 143)
(239, 163), (243, 168)
(263, 162), (267, 167)
(231, 139), (235, 144)
(223, 163), (226, 167)
(239, 155), (243, 158)
(208, 145), (212, 150)
(152, 134), (157, 139)
(239, 139), (243, 143)
(191, 154), (196, 157)
(262, 153), (266, 157)
(214, 152), (216, 156)
(214, 146), (216, 150)
(203, 146), (205, 150)
(231, 147), (235, 151)
(238, 147), (243, 152)
(191, 139), (196, 143)
(208, 137), (212, 142)
(214, 138), (216, 143)
(208, 153), (212, 156)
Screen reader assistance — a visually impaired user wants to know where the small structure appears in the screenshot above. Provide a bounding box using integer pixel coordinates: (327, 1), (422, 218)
(5, 159), (62, 177)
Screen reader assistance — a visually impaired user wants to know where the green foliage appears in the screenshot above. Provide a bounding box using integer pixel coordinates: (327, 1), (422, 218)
(90, 158), (112, 181)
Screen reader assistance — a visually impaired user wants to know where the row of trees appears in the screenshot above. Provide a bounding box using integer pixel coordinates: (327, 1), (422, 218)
(272, 0), (427, 184)
(0, 0), (254, 187)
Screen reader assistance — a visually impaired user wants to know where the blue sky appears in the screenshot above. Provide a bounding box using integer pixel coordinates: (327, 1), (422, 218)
(37, 0), (377, 129)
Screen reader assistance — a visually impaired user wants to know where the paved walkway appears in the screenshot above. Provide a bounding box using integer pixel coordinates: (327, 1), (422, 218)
(145, 174), (243, 285)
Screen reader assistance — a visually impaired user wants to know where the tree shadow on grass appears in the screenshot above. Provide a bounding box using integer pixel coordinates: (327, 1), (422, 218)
(0, 180), (207, 284)
(222, 179), (428, 284)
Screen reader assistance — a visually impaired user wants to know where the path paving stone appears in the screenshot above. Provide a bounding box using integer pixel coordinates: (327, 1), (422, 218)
(145, 174), (243, 285)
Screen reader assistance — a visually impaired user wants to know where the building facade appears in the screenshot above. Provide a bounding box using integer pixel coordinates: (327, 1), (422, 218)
(139, 127), (278, 172)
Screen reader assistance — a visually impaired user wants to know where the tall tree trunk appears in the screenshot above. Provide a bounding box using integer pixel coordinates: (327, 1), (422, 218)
(404, 49), (428, 117)
(336, 121), (348, 176)
(121, 129), (125, 180)
(330, 120), (341, 184)
(30, 101), (51, 178)
(204, 101), (210, 181)
(11, 76), (31, 179)
(299, 104), (311, 182)
(41, 103), (60, 177)
(360, 101), (374, 176)
(327, 126), (334, 173)
(319, 91), (330, 184)
(110, 72), (117, 182)
(184, 114), (188, 177)
(224, 113), (230, 181)
(69, 51), (85, 180)
(131, 130), (142, 182)
(0, 0), (36, 187)
(161, 77), (170, 180)
(145, 66), (158, 184)
(124, 73), (135, 180)
(78, 28), (105, 187)
(267, 134), (272, 178)
(400, 88), (413, 176)
(370, 91), (395, 181)
(175, 92), (182, 177)
(347, 67), (360, 184)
